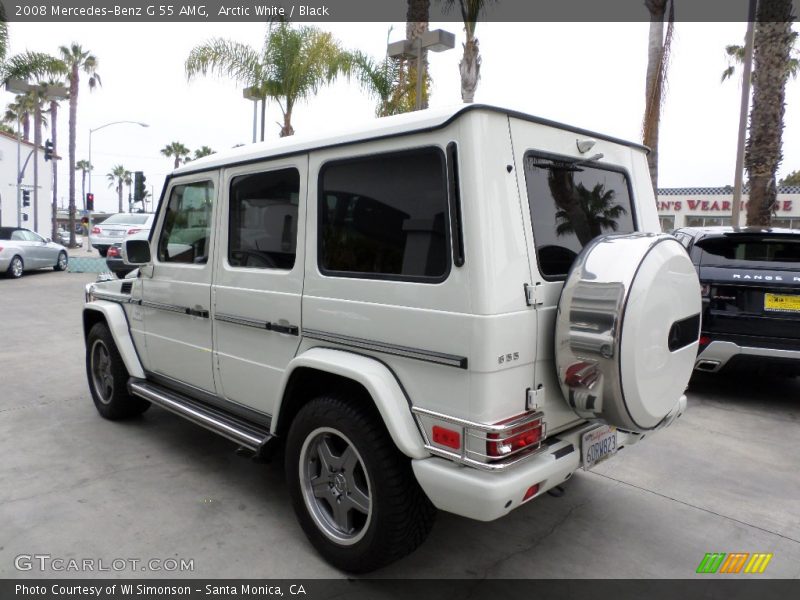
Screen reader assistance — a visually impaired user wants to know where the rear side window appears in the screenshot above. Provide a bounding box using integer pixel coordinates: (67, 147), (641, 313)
(228, 168), (300, 270)
(523, 153), (636, 279)
(696, 236), (800, 265)
(318, 147), (450, 281)
(157, 180), (215, 264)
(103, 213), (151, 225)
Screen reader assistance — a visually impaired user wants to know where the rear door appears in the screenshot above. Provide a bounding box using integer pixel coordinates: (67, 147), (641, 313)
(140, 174), (219, 393)
(696, 235), (800, 342)
(212, 158), (306, 416)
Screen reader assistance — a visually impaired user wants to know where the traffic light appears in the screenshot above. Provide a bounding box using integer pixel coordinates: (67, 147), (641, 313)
(86, 193), (94, 211)
(134, 171), (146, 203)
(44, 139), (54, 162)
(22, 189), (30, 207)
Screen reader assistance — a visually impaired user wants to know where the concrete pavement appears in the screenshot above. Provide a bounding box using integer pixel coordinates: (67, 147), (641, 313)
(1, 272), (798, 579)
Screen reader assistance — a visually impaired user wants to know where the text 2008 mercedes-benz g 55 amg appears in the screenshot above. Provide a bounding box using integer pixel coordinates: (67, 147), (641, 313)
(83, 105), (701, 572)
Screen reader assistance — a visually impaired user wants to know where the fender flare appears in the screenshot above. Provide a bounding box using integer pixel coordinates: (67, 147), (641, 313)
(83, 301), (145, 379)
(273, 347), (428, 459)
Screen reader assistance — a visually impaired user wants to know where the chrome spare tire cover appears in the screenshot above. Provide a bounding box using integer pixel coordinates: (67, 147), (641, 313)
(554, 233), (701, 431)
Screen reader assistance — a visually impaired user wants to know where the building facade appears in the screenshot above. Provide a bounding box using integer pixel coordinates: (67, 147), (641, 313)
(0, 130), (55, 237)
(657, 186), (800, 231)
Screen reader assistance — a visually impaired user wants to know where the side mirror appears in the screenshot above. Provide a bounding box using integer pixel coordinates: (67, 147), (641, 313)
(45, 237), (51, 243)
(123, 239), (152, 265)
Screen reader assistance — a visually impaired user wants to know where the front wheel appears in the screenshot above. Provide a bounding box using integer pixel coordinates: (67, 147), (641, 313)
(54, 251), (68, 271)
(86, 322), (150, 420)
(285, 395), (435, 573)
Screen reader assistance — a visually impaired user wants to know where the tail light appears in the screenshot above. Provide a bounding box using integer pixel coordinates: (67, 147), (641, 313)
(564, 360), (600, 389)
(487, 415), (543, 458)
(522, 483), (541, 502)
(91, 226), (101, 234)
(431, 426), (461, 450)
(699, 335), (711, 350)
(127, 228), (141, 235)
(107, 246), (120, 258)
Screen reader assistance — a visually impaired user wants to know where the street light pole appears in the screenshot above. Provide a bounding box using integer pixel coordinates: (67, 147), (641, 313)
(388, 29), (455, 111)
(87, 120), (149, 250)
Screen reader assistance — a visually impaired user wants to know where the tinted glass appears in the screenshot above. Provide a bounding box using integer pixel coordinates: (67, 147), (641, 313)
(157, 181), (214, 264)
(229, 168), (300, 270)
(697, 236), (800, 265)
(103, 213), (151, 225)
(523, 153), (635, 279)
(319, 148), (449, 280)
(0, 228), (17, 240)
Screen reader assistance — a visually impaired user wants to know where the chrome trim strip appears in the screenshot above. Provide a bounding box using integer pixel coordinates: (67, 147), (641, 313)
(303, 328), (468, 369)
(215, 312), (268, 329)
(141, 299), (188, 315)
(412, 407), (544, 433)
(93, 291), (132, 304)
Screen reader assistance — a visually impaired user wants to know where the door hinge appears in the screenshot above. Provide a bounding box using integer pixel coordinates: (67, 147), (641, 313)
(524, 283), (543, 307)
(526, 386), (544, 411)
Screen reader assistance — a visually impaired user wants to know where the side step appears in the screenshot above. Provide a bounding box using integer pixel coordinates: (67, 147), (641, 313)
(128, 380), (274, 453)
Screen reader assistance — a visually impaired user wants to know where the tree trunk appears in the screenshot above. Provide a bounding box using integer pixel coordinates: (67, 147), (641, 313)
(50, 101), (59, 242)
(280, 107), (294, 137)
(33, 105), (41, 233)
(68, 64), (79, 247)
(745, 0), (794, 226)
(460, 34), (480, 103)
(81, 169), (86, 210)
(406, 0), (430, 110)
(260, 97), (267, 142)
(174, 155), (180, 169)
(643, 0), (670, 193)
(118, 180), (123, 213)
(22, 113), (30, 142)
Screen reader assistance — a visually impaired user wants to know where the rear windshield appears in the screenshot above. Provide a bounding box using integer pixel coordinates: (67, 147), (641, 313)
(102, 213), (151, 225)
(696, 236), (800, 266)
(523, 153), (636, 279)
(0, 227), (17, 240)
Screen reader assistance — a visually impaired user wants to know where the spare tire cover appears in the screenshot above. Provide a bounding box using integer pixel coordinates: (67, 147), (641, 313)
(554, 233), (701, 431)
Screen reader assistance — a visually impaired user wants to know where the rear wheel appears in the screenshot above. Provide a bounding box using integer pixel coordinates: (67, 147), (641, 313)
(86, 322), (150, 419)
(285, 395), (435, 573)
(6, 255), (23, 278)
(54, 251), (68, 271)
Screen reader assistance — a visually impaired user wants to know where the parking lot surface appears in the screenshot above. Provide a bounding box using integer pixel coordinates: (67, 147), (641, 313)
(1, 272), (799, 578)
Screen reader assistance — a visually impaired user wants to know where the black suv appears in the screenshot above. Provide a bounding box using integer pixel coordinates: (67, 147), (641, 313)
(673, 227), (800, 376)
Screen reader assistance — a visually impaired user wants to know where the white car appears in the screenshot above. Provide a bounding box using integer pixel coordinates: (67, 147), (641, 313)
(82, 105), (700, 572)
(0, 227), (69, 278)
(89, 213), (154, 257)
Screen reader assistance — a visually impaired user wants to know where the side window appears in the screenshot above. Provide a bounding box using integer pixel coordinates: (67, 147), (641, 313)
(228, 168), (300, 270)
(11, 230), (26, 241)
(318, 147), (450, 281)
(157, 180), (214, 264)
(523, 153), (636, 279)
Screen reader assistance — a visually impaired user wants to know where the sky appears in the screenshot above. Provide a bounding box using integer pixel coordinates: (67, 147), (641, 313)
(5, 20), (800, 214)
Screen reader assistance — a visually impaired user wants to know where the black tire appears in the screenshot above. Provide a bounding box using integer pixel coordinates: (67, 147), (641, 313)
(5, 255), (23, 279)
(285, 395), (436, 573)
(54, 251), (68, 271)
(86, 322), (150, 420)
(96, 247), (108, 257)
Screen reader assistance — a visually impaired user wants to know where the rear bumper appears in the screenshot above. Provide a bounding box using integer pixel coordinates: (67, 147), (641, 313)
(412, 423), (644, 522)
(0, 256), (10, 271)
(695, 340), (800, 373)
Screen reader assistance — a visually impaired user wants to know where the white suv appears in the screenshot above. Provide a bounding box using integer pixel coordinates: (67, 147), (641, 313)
(82, 105), (700, 572)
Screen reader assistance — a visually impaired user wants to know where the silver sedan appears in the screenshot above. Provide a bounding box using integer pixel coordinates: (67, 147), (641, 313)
(0, 227), (69, 279)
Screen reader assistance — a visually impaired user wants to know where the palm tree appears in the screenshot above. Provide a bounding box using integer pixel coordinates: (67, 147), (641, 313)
(0, 6), (8, 64)
(642, 0), (675, 193)
(60, 43), (101, 246)
(351, 49), (405, 117)
(721, 32), (799, 82)
(405, 0), (431, 110)
(441, 0), (495, 103)
(744, 1), (795, 226)
(161, 141), (190, 169)
(194, 145), (215, 159)
(42, 80), (68, 241)
(186, 22), (351, 138)
(554, 182), (628, 241)
(76, 159), (92, 210)
(107, 165), (129, 214)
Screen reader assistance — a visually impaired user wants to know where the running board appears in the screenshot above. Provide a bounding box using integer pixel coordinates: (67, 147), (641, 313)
(128, 380), (274, 453)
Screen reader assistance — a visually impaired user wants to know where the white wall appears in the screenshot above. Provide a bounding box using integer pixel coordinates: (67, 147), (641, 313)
(0, 131), (55, 237)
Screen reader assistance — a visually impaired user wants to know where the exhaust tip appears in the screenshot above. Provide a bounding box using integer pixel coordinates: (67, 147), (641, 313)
(695, 360), (720, 372)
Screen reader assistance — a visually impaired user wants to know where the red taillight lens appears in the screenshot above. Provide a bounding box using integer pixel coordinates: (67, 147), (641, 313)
(699, 335), (711, 348)
(432, 426), (461, 450)
(107, 246), (120, 258)
(564, 361), (600, 388)
(487, 419), (543, 458)
(522, 483), (541, 502)
(91, 226), (101, 234)
(127, 228), (141, 235)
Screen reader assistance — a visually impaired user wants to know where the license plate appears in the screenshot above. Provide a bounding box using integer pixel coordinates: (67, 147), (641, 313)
(764, 293), (800, 313)
(108, 230), (124, 237)
(581, 425), (617, 470)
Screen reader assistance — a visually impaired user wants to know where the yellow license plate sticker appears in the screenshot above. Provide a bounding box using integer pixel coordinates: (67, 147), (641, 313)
(764, 293), (800, 313)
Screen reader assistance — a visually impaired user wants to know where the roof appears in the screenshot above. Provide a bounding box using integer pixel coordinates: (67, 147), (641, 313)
(659, 186), (800, 195)
(173, 104), (649, 177)
(0, 129), (62, 158)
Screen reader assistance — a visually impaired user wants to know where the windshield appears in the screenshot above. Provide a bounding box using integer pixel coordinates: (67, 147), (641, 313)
(523, 153), (636, 279)
(696, 236), (800, 266)
(101, 213), (151, 225)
